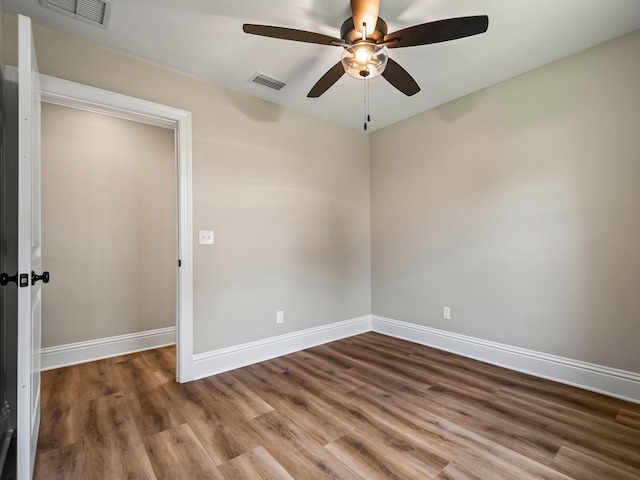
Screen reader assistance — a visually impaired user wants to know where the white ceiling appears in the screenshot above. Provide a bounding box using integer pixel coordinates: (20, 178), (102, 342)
(5, 0), (640, 131)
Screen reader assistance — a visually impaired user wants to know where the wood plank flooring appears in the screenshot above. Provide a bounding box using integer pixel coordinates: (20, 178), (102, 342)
(34, 333), (640, 479)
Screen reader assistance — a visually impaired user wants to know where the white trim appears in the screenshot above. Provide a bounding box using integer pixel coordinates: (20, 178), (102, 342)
(38, 74), (194, 382)
(191, 313), (640, 403)
(192, 316), (372, 380)
(38, 74), (175, 128)
(371, 315), (640, 405)
(41, 327), (176, 371)
(174, 109), (194, 383)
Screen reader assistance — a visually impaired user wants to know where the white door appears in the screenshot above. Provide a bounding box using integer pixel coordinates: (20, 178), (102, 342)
(17, 14), (42, 480)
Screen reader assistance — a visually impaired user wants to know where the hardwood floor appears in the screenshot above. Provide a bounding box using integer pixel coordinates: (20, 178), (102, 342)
(34, 333), (640, 479)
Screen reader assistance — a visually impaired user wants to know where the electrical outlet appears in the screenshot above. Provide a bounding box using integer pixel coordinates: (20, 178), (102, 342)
(276, 311), (284, 324)
(443, 306), (451, 320)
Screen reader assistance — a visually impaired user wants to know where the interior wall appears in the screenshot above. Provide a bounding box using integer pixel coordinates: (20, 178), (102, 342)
(10, 16), (635, 372)
(5, 18), (371, 355)
(40, 103), (176, 347)
(370, 30), (640, 373)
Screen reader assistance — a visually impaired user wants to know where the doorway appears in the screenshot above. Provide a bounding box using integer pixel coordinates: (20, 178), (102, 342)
(41, 102), (176, 369)
(39, 75), (194, 382)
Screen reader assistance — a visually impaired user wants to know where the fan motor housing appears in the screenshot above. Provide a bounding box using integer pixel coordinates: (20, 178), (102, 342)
(340, 17), (388, 43)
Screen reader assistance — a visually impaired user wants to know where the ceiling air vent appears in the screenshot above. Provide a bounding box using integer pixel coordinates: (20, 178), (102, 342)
(40, 0), (113, 28)
(249, 72), (286, 91)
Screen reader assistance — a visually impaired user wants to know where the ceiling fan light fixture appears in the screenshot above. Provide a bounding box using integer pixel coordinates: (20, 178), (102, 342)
(243, 1), (489, 98)
(341, 43), (388, 79)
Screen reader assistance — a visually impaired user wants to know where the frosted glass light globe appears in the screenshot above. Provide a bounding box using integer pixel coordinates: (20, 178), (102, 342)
(341, 43), (389, 79)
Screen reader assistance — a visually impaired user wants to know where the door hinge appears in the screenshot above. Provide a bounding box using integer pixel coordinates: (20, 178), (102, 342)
(178, 259), (182, 267)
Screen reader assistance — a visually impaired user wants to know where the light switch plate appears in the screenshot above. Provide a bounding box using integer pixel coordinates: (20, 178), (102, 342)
(199, 230), (214, 245)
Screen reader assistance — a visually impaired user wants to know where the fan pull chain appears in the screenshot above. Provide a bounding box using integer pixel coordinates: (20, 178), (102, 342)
(363, 78), (371, 131)
(367, 77), (371, 123)
(363, 76), (368, 131)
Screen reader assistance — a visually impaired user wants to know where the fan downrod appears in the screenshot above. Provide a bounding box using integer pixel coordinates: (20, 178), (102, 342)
(340, 17), (388, 43)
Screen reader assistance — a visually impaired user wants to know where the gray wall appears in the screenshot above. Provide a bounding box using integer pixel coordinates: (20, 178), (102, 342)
(7, 18), (638, 374)
(370, 30), (640, 373)
(5, 20), (371, 354)
(41, 103), (176, 347)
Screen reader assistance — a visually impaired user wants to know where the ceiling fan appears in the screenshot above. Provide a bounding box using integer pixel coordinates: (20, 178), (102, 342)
(243, 0), (489, 98)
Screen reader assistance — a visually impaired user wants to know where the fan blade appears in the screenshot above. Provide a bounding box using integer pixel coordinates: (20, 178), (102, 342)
(381, 58), (420, 96)
(383, 16), (489, 48)
(350, 0), (380, 37)
(307, 62), (345, 98)
(243, 24), (345, 46)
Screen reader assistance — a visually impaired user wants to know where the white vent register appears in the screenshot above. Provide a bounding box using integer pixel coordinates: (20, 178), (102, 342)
(41, 0), (113, 28)
(249, 72), (286, 91)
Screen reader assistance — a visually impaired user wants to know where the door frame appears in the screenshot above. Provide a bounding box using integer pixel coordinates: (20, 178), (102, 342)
(38, 74), (194, 383)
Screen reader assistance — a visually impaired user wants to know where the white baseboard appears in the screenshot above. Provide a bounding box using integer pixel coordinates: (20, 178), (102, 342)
(371, 315), (640, 405)
(41, 327), (176, 371)
(192, 316), (371, 380)
(53, 315), (635, 404)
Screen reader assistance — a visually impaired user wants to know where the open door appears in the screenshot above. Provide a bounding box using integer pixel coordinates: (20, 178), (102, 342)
(16, 15), (44, 480)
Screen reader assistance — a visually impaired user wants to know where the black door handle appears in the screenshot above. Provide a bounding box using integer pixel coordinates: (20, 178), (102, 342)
(0, 273), (18, 286)
(1, 273), (29, 287)
(31, 271), (50, 285)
